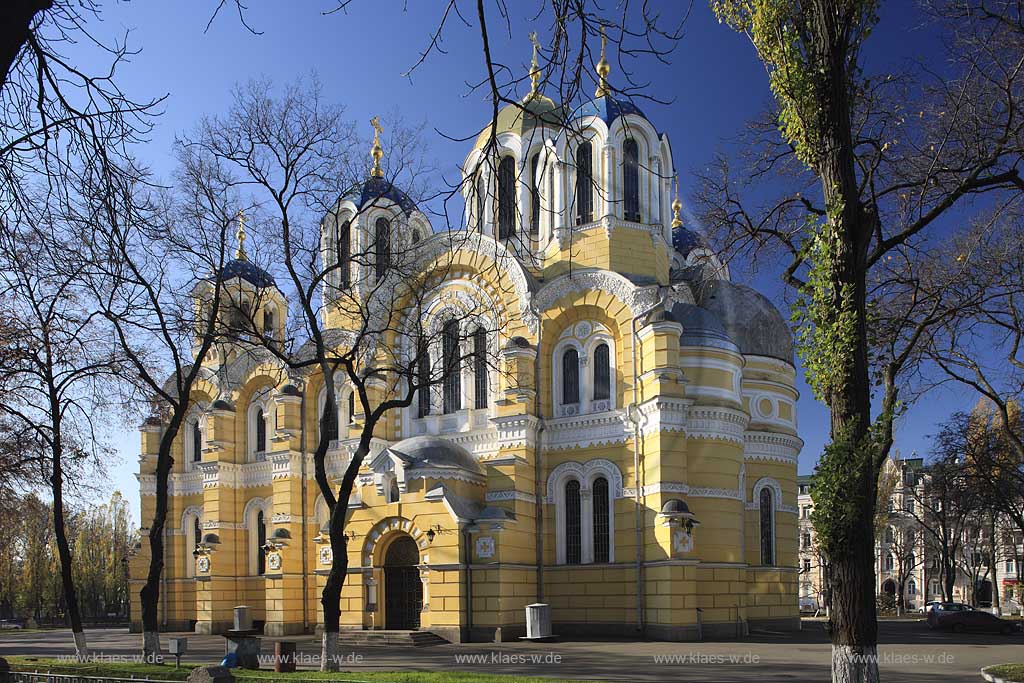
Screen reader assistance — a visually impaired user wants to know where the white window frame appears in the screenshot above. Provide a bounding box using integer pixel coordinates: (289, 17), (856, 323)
(246, 388), (275, 462)
(753, 477), (781, 567)
(552, 322), (616, 417)
(183, 406), (207, 471)
(548, 459), (621, 565)
(243, 497), (271, 576)
(182, 506), (203, 578)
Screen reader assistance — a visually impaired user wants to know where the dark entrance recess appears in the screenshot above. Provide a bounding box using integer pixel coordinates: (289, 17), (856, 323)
(384, 534), (422, 630)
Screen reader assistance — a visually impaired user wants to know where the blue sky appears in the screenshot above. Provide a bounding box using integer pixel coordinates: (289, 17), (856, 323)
(67, 1), (977, 523)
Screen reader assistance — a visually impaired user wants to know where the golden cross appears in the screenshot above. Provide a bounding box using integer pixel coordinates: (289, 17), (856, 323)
(236, 210), (247, 260)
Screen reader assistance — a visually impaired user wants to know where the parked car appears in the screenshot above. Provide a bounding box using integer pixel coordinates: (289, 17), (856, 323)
(919, 601), (942, 614)
(926, 602), (1022, 634)
(0, 619), (25, 630)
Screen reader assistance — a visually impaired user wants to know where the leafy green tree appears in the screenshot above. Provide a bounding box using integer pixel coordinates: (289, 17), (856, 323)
(703, 2), (1024, 680)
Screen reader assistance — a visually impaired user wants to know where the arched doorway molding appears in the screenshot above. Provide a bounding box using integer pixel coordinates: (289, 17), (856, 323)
(382, 533), (423, 630)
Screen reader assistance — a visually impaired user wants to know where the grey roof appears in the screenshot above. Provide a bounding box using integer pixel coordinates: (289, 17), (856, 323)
(671, 302), (739, 353)
(695, 280), (794, 363)
(386, 435), (484, 475)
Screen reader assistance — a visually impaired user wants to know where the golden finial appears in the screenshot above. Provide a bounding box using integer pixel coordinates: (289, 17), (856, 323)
(671, 176), (683, 229)
(595, 25), (610, 98)
(528, 32), (542, 98)
(235, 210), (248, 260)
(370, 116), (384, 178)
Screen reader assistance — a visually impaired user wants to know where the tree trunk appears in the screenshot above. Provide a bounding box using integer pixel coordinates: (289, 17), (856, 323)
(0, 0), (52, 91)
(140, 423), (178, 662)
(50, 441), (87, 657)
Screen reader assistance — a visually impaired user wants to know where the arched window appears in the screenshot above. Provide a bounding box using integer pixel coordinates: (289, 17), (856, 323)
(442, 320), (461, 414)
(347, 392), (356, 424)
(186, 514), (202, 578)
(417, 340), (431, 418)
(497, 156), (516, 240)
(565, 480), (582, 565)
(193, 517), (202, 551)
(908, 579), (917, 595)
(530, 153), (540, 235)
(561, 348), (580, 405)
(623, 138), (640, 222)
(263, 308), (275, 339)
(320, 393), (338, 443)
(475, 173), (485, 232)
(593, 343), (610, 401)
(338, 219), (351, 287)
(592, 476), (610, 563)
(411, 228), (421, 244)
(374, 217), (390, 281)
(255, 407), (266, 453)
(760, 487), (774, 566)
(191, 420), (202, 463)
(473, 328), (487, 409)
(885, 527), (895, 544)
(388, 479), (400, 504)
(255, 510), (266, 576)
(575, 141), (593, 225)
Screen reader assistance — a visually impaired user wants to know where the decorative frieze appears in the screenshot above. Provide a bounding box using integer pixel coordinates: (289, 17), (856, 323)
(543, 410), (628, 451)
(685, 406), (749, 444)
(743, 431), (803, 464)
(485, 490), (537, 504)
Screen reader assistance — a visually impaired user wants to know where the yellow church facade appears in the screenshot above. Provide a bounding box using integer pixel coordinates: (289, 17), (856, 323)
(130, 65), (802, 642)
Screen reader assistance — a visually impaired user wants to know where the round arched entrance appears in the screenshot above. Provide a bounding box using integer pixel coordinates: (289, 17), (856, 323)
(383, 534), (423, 630)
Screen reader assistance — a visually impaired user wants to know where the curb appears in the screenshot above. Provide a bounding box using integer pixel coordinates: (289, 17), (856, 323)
(982, 665), (1024, 683)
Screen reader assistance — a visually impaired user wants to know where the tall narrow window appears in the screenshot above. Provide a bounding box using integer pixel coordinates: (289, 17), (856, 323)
(348, 392), (356, 423)
(256, 511), (267, 575)
(575, 141), (593, 225)
(530, 153), (540, 235)
(565, 480), (582, 565)
(442, 320), (461, 414)
(411, 228), (421, 244)
(321, 396), (338, 443)
(417, 341), (431, 418)
(193, 517), (202, 551)
(593, 343), (610, 401)
(191, 421), (202, 463)
(473, 328), (487, 409)
(374, 218), (390, 281)
(338, 220), (351, 287)
(760, 488), (774, 566)
(263, 309), (275, 339)
(497, 156), (516, 239)
(562, 348), (579, 404)
(593, 476), (610, 563)
(475, 173), (485, 232)
(623, 138), (640, 221)
(255, 408), (266, 453)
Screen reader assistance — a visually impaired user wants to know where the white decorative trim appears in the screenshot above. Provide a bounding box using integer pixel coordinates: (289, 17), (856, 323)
(748, 477), (784, 510)
(685, 406), (749, 444)
(543, 410), (628, 451)
(491, 414), (540, 451)
(636, 397), (691, 436)
(533, 269), (660, 320)
(547, 458), (621, 565)
(689, 487), (743, 501)
(622, 481), (690, 497)
(406, 466), (487, 486)
(485, 490), (537, 504)
(744, 431), (803, 464)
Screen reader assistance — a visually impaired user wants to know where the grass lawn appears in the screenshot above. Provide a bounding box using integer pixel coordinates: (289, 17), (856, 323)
(985, 664), (1024, 682)
(3, 657), (581, 683)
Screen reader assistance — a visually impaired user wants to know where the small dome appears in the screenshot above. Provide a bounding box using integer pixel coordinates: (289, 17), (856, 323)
(200, 532), (220, 546)
(473, 96), (561, 150)
(661, 498), (692, 515)
(672, 226), (709, 258)
(505, 336), (532, 349)
(644, 308), (676, 325)
(696, 280), (794, 363)
(341, 176), (417, 216)
(671, 302), (739, 352)
(271, 528), (292, 540)
(215, 259), (276, 288)
(574, 95), (648, 128)
(386, 435), (484, 475)
(278, 383), (301, 397)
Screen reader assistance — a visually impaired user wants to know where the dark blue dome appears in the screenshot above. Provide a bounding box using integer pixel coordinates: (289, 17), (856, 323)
(342, 176), (416, 216)
(216, 259), (276, 288)
(672, 226), (708, 257)
(574, 95), (648, 128)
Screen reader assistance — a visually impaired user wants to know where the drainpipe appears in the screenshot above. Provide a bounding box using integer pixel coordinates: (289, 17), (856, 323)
(530, 303), (545, 603)
(629, 296), (664, 634)
(463, 524), (474, 642)
(300, 382), (309, 632)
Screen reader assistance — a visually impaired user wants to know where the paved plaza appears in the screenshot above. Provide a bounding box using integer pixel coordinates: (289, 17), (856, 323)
(0, 620), (1019, 682)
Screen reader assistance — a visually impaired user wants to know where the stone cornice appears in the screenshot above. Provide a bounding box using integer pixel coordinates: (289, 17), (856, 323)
(543, 409), (628, 451)
(685, 406), (749, 444)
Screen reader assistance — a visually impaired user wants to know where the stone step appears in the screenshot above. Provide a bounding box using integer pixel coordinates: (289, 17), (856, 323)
(337, 630), (448, 647)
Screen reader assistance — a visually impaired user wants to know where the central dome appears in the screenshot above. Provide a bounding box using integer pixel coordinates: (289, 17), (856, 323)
(473, 95), (562, 150)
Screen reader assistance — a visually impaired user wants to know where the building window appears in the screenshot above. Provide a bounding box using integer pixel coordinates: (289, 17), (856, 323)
(802, 558), (811, 572)
(348, 392), (356, 424)
(530, 153), (540, 235)
(497, 156), (516, 240)
(263, 308), (275, 339)
(191, 420), (202, 463)
(1007, 559), (1016, 574)
(884, 554), (894, 571)
(255, 407), (266, 453)
(575, 141), (593, 225)
(473, 328), (487, 409)
(442, 319), (461, 414)
(884, 527), (895, 545)
(475, 173), (485, 232)
(908, 579), (917, 595)
(388, 479), (400, 504)
(411, 228), (421, 244)
(565, 480), (582, 565)
(561, 348), (579, 405)
(760, 487), (774, 566)
(320, 393), (338, 443)
(623, 138), (640, 221)
(417, 340), (431, 418)
(374, 217), (390, 281)
(593, 343), (610, 401)
(592, 476), (610, 563)
(255, 510), (266, 576)
(802, 532), (812, 550)
(338, 219), (351, 287)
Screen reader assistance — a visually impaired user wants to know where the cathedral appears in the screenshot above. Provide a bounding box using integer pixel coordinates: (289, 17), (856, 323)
(130, 46), (802, 642)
